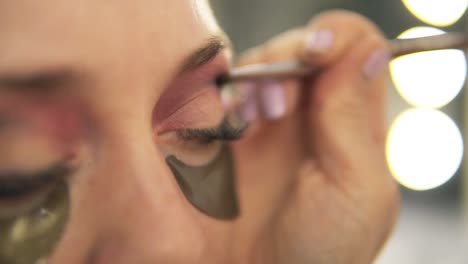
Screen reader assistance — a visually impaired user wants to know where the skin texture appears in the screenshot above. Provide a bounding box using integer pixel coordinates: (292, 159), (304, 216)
(0, 1), (399, 263)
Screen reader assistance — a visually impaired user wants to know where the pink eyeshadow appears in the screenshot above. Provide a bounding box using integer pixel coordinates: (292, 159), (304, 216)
(154, 53), (229, 126)
(0, 97), (85, 152)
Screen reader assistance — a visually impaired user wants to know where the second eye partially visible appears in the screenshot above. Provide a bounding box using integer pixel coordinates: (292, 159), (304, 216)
(0, 161), (73, 219)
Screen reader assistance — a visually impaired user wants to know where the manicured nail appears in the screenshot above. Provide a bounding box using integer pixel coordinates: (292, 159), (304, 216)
(362, 50), (391, 80)
(238, 82), (259, 122)
(260, 80), (286, 120)
(221, 84), (239, 111)
(305, 30), (334, 53)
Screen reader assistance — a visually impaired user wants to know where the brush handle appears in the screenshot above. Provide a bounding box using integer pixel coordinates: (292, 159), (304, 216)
(228, 32), (468, 82)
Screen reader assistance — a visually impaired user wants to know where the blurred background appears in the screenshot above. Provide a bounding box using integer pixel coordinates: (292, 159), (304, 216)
(211, 0), (468, 263)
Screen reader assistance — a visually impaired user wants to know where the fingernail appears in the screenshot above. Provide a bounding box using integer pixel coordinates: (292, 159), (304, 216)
(221, 84), (239, 111)
(305, 30), (334, 53)
(362, 50), (391, 80)
(238, 82), (259, 122)
(260, 80), (286, 120)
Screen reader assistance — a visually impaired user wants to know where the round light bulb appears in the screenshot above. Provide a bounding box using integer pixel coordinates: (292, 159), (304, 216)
(386, 108), (463, 191)
(402, 0), (468, 27)
(390, 27), (467, 108)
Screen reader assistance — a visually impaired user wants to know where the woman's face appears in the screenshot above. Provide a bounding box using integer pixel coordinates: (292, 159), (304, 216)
(0, 1), (239, 263)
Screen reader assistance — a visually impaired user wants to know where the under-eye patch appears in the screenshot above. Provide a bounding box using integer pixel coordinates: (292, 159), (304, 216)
(0, 179), (70, 264)
(166, 144), (239, 220)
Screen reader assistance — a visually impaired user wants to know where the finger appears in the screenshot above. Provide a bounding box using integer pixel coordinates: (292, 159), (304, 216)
(302, 23), (399, 249)
(233, 10), (386, 124)
(300, 11), (399, 248)
(307, 32), (392, 186)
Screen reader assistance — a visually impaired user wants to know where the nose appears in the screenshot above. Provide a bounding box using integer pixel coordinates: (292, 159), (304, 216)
(48, 126), (207, 264)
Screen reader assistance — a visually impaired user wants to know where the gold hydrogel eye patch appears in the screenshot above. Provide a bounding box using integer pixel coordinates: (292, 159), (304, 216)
(166, 144), (239, 220)
(0, 181), (69, 264)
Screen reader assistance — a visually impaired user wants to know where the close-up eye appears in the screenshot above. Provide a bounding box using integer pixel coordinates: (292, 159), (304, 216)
(0, 162), (71, 217)
(0, 113), (74, 264)
(0, 163), (71, 264)
(160, 117), (247, 166)
(154, 58), (248, 166)
(154, 64), (248, 220)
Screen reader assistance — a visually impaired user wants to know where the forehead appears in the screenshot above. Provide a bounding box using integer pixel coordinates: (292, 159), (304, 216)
(0, 0), (220, 76)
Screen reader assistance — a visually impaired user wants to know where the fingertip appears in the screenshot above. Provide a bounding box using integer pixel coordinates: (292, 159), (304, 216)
(237, 46), (264, 66)
(239, 82), (260, 123)
(351, 34), (391, 83)
(259, 80), (287, 121)
(301, 10), (386, 67)
(362, 50), (391, 81)
(300, 26), (354, 67)
(300, 29), (337, 66)
(303, 29), (335, 56)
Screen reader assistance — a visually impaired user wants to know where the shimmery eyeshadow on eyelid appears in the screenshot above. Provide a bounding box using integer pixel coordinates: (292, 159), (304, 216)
(1, 100), (84, 149)
(155, 87), (224, 133)
(154, 53), (229, 125)
(40, 108), (83, 145)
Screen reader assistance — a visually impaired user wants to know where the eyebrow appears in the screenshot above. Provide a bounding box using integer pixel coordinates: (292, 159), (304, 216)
(180, 35), (230, 73)
(0, 68), (81, 93)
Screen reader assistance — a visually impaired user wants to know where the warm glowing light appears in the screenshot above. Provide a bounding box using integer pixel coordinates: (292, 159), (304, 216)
(402, 0), (468, 27)
(386, 108), (463, 191)
(390, 27), (467, 108)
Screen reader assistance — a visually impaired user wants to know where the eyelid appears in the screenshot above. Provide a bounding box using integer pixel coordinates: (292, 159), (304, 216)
(154, 52), (231, 128)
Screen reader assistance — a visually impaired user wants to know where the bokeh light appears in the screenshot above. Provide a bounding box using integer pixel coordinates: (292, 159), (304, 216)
(386, 108), (464, 191)
(402, 0), (468, 27)
(390, 27), (467, 108)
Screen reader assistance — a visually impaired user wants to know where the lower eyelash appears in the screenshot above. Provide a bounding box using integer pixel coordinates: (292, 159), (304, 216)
(0, 162), (72, 200)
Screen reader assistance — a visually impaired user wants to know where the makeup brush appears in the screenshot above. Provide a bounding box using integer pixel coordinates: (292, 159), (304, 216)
(226, 32), (468, 82)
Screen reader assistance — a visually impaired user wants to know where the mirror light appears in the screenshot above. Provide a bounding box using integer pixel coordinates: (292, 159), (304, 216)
(402, 0), (468, 27)
(390, 27), (467, 108)
(386, 108), (463, 191)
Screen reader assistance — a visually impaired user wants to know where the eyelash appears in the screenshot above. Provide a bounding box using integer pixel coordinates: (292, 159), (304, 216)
(215, 74), (229, 88)
(174, 73), (246, 145)
(0, 162), (72, 200)
(176, 120), (247, 145)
